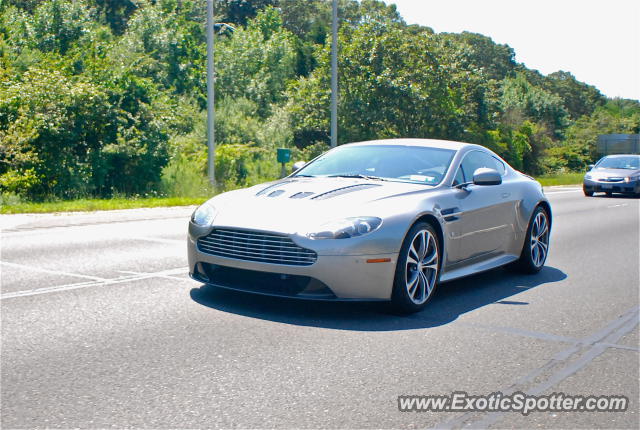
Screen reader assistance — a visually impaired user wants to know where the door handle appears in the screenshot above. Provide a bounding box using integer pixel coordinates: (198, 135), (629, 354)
(501, 192), (510, 199)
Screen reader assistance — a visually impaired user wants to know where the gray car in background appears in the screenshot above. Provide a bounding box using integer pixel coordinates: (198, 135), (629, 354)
(583, 154), (640, 197)
(188, 139), (551, 313)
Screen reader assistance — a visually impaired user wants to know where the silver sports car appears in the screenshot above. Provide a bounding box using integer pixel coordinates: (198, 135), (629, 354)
(583, 154), (640, 197)
(188, 139), (551, 313)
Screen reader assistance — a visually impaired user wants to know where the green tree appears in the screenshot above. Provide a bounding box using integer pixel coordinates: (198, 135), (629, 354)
(542, 71), (605, 119)
(547, 98), (640, 170)
(501, 73), (568, 137)
(436, 32), (516, 81)
(288, 22), (459, 147)
(90, 0), (138, 35)
(215, 7), (297, 114)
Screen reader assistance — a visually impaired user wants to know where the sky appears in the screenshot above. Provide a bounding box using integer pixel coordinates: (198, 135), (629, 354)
(383, 0), (640, 101)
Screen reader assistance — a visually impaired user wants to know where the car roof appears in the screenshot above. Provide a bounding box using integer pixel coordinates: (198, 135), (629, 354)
(343, 138), (474, 151)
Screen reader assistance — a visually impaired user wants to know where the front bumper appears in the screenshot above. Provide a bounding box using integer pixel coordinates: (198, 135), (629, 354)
(583, 179), (640, 194)
(187, 226), (399, 301)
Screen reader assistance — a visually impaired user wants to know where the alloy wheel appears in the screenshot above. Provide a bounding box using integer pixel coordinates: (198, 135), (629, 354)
(405, 229), (439, 305)
(530, 211), (549, 268)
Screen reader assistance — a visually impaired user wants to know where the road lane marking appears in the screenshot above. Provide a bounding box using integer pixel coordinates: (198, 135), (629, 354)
(0, 261), (108, 281)
(1, 214), (192, 235)
(118, 269), (188, 281)
(607, 203), (629, 208)
(1, 216), (190, 237)
(1, 267), (190, 300)
(129, 236), (185, 244)
(544, 189), (582, 195)
(597, 342), (639, 352)
(434, 306), (640, 429)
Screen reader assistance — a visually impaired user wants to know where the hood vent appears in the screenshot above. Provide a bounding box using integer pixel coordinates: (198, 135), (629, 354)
(290, 192), (315, 199)
(311, 184), (381, 201)
(256, 181), (292, 196)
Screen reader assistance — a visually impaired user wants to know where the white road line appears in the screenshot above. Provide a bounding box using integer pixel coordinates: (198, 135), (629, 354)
(1, 217), (189, 238)
(1, 267), (189, 300)
(0, 261), (108, 281)
(607, 203), (629, 208)
(435, 306), (640, 429)
(544, 189), (582, 195)
(118, 270), (189, 281)
(129, 236), (185, 244)
(0, 214), (191, 234)
(433, 307), (640, 429)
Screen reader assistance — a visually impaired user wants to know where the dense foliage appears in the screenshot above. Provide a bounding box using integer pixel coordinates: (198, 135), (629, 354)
(1, 0), (639, 201)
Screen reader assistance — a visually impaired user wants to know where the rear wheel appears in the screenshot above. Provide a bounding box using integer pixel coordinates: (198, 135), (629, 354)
(515, 206), (550, 274)
(391, 222), (440, 314)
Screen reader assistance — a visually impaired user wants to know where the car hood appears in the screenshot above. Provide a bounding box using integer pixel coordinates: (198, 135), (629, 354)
(208, 177), (434, 234)
(589, 168), (640, 179)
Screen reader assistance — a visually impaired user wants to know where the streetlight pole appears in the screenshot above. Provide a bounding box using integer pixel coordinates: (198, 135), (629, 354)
(330, 0), (338, 148)
(206, 0), (216, 188)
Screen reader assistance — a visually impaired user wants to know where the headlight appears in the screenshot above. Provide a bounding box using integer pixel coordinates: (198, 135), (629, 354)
(307, 216), (382, 239)
(191, 203), (217, 226)
(624, 175), (639, 183)
(584, 174), (592, 180)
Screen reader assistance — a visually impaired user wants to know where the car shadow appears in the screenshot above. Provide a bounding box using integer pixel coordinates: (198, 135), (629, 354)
(189, 265), (567, 331)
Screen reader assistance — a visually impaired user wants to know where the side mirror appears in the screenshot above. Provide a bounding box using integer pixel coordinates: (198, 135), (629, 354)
(472, 168), (502, 186)
(292, 161), (307, 173)
(587, 164), (595, 170)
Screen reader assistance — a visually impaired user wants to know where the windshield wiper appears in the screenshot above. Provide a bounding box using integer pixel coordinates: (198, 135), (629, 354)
(327, 174), (388, 181)
(293, 174), (316, 177)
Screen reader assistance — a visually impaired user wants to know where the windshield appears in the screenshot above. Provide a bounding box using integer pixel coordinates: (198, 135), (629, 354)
(294, 145), (456, 185)
(596, 155), (640, 170)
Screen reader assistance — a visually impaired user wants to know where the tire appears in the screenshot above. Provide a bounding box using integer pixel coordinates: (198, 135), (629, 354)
(515, 206), (550, 274)
(583, 187), (593, 197)
(390, 222), (441, 314)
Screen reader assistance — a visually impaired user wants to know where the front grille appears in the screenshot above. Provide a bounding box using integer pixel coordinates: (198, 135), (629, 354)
(600, 177), (624, 182)
(197, 229), (317, 266)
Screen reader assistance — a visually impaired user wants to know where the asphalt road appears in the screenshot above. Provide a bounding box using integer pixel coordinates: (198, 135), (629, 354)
(1, 188), (638, 429)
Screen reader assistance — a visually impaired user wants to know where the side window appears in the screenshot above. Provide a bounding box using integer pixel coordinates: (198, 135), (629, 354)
(453, 166), (465, 186)
(460, 151), (504, 182)
(452, 151), (506, 186)
(492, 156), (506, 175)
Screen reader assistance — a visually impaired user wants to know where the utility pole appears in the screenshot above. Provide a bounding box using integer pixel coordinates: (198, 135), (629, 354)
(330, 0), (338, 148)
(206, 0), (216, 187)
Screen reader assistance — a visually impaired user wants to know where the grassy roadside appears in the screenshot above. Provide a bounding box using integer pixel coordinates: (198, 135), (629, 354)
(535, 172), (584, 187)
(0, 196), (206, 215)
(1, 172), (585, 215)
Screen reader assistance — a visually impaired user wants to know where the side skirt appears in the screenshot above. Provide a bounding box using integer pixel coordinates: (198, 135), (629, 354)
(439, 254), (519, 283)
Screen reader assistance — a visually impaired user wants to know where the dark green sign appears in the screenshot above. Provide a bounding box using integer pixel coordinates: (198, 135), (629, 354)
(277, 148), (291, 163)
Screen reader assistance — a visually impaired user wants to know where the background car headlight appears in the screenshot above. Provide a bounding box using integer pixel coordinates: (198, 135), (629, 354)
(307, 217), (382, 239)
(624, 174), (639, 183)
(191, 203), (217, 226)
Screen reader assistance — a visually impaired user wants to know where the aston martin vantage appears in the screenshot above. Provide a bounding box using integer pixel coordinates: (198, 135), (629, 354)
(188, 139), (551, 313)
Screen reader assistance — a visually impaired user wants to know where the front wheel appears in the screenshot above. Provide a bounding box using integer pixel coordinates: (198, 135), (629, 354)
(583, 187), (593, 197)
(515, 206), (550, 274)
(390, 222), (441, 314)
